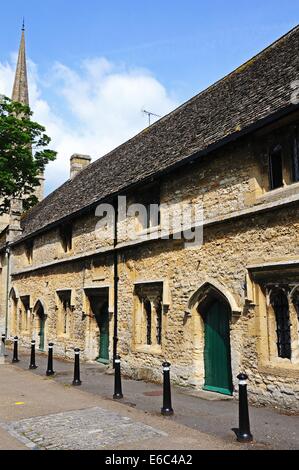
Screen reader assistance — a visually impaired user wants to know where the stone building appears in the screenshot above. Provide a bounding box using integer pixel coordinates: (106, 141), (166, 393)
(1, 26), (299, 411)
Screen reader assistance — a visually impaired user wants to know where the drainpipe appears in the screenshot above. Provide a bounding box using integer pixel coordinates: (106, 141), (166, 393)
(4, 245), (10, 338)
(113, 197), (119, 368)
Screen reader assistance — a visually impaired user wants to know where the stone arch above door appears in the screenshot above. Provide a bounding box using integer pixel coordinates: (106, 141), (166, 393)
(188, 279), (242, 316)
(33, 299), (47, 316)
(33, 299), (47, 351)
(9, 286), (19, 300)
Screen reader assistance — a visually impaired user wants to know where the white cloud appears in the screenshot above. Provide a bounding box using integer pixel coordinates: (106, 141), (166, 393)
(0, 54), (178, 194)
(0, 59), (15, 96)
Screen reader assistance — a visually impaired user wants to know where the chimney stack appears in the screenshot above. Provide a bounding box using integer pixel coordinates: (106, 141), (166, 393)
(8, 198), (23, 242)
(70, 154), (91, 179)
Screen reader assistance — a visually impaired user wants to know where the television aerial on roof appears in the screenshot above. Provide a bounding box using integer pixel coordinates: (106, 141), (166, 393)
(142, 109), (161, 127)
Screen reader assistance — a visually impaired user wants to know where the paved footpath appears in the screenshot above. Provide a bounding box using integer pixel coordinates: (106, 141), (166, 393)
(0, 364), (241, 451)
(1, 348), (298, 450)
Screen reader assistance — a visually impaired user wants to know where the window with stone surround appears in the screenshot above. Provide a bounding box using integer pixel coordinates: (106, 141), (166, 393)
(59, 223), (73, 253)
(269, 288), (292, 360)
(134, 282), (163, 352)
(25, 240), (34, 264)
(19, 295), (31, 333)
(56, 290), (72, 337)
(253, 122), (299, 200)
(250, 271), (299, 368)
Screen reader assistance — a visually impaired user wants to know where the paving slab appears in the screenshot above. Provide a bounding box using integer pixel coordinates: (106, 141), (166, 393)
(8, 407), (166, 450)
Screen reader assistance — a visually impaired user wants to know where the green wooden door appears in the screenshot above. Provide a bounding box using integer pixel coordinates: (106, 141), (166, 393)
(203, 300), (233, 396)
(38, 315), (45, 351)
(96, 303), (109, 364)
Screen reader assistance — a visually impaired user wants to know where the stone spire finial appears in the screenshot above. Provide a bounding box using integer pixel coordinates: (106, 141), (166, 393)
(11, 24), (29, 105)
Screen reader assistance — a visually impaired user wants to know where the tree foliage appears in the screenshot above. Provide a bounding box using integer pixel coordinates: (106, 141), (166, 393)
(0, 96), (57, 214)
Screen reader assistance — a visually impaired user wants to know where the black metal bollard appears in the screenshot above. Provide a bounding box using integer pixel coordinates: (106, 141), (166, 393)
(113, 355), (123, 399)
(72, 348), (82, 386)
(12, 336), (20, 363)
(161, 362), (174, 416)
(29, 340), (38, 370)
(46, 343), (55, 376)
(237, 373), (253, 443)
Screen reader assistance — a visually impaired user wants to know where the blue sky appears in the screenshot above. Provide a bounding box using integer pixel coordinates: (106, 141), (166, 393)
(0, 1), (298, 193)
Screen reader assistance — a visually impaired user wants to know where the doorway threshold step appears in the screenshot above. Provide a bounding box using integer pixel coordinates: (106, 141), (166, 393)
(86, 361), (109, 370)
(179, 388), (234, 401)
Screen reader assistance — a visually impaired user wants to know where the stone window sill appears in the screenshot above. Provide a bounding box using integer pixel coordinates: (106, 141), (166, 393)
(256, 181), (299, 206)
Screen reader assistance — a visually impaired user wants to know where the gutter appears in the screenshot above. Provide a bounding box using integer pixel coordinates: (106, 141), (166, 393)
(10, 103), (299, 248)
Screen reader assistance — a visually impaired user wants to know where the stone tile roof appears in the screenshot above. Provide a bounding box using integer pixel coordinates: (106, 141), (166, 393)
(17, 25), (299, 242)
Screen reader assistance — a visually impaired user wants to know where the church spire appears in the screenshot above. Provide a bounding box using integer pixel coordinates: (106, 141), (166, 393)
(12, 22), (29, 105)
(11, 24), (44, 201)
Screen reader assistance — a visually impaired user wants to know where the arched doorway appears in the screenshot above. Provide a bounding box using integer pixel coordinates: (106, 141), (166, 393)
(202, 298), (233, 395)
(34, 301), (46, 351)
(189, 281), (237, 396)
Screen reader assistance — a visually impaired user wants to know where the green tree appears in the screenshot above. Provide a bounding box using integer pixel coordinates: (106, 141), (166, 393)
(0, 96), (57, 214)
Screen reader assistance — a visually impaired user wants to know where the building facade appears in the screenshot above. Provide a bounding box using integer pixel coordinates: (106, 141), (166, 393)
(1, 26), (299, 412)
